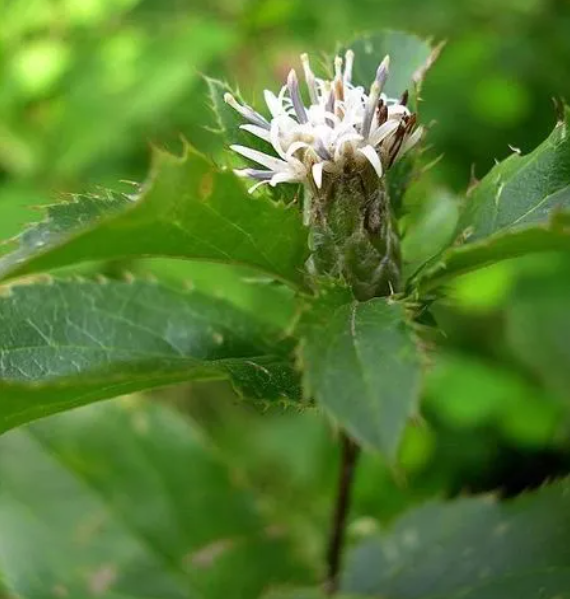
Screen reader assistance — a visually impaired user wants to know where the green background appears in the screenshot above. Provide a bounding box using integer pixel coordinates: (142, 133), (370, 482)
(2, 0), (570, 595)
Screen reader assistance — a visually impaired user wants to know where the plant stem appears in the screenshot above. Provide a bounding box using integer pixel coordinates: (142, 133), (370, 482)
(325, 431), (361, 595)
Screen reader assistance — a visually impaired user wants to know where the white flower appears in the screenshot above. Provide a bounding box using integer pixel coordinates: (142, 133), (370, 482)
(225, 50), (424, 193)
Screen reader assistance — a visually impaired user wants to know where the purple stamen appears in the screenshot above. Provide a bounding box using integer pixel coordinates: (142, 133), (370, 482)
(287, 69), (308, 124)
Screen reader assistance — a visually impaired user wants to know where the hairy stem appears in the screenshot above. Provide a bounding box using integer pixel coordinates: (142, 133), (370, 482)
(325, 432), (361, 595)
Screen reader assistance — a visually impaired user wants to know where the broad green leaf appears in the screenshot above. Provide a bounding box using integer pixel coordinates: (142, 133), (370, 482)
(298, 288), (422, 458)
(0, 399), (311, 598)
(342, 479), (570, 598)
(506, 261), (570, 401)
(341, 32), (437, 98)
(0, 278), (300, 432)
(0, 147), (309, 288)
(417, 109), (570, 291)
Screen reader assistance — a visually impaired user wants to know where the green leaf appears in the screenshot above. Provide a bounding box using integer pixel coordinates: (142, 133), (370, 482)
(0, 278), (300, 432)
(341, 31), (437, 98)
(0, 147), (309, 288)
(0, 400), (311, 598)
(417, 109), (570, 291)
(506, 261), (570, 401)
(298, 287), (422, 458)
(342, 479), (570, 598)
(459, 109), (570, 242)
(418, 212), (570, 291)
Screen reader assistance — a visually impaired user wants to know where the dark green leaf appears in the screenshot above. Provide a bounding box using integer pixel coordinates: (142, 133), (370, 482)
(0, 278), (300, 432)
(343, 479), (570, 598)
(298, 287), (422, 458)
(417, 108), (570, 291)
(459, 109), (570, 242)
(0, 400), (311, 598)
(0, 147), (309, 288)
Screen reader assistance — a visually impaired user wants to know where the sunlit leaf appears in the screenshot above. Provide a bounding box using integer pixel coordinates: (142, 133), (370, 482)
(0, 147), (309, 289)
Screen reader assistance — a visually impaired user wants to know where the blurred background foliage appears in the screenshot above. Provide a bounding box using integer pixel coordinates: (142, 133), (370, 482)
(2, 0), (570, 554)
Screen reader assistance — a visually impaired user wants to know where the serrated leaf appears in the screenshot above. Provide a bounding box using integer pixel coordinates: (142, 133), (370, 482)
(342, 479), (570, 598)
(417, 108), (570, 291)
(0, 279), (300, 432)
(0, 400), (311, 598)
(298, 287), (422, 458)
(0, 147), (309, 288)
(459, 109), (570, 242)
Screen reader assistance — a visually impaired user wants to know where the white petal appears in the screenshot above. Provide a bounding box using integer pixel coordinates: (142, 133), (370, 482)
(240, 124), (272, 142)
(398, 126), (424, 158)
(334, 132), (363, 159)
(387, 104), (410, 117)
(358, 145), (383, 178)
(230, 144), (288, 171)
(312, 162), (325, 189)
(368, 120), (400, 146)
(269, 121), (289, 161)
(323, 111), (341, 126)
(270, 171), (299, 186)
(334, 134), (362, 161)
(286, 141), (310, 158)
(264, 90), (284, 118)
(344, 49), (354, 84)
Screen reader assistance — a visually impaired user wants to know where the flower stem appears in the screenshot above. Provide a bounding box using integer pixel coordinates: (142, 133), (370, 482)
(324, 431), (361, 595)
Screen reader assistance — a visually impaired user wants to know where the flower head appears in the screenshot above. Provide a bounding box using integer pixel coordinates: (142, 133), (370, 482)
(225, 51), (423, 193)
